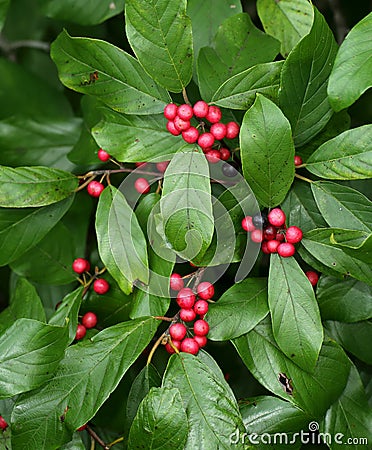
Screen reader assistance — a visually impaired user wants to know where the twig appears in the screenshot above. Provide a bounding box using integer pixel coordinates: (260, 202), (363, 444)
(182, 88), (191, 105)
(0, 35), (50, 53)
(86, 425), (110, 450)
(295, 173), (313, 183)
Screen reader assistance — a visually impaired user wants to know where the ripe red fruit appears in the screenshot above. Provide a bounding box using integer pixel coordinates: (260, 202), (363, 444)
(206, 105), (222, 123)
(193, 335), (207, 348)
(263, 225), (277, 241)
(198, 132), (215, 149)
(179, 308), (196, 322)
(219, 147), (231, 161)
(241, 216), (255, 232)
(174, 115), (191, 132)
(75, 324), (87, 340)
(225, 122), (240, 139)
(134, 178), (150, 194)
(87, 181), (104, 198)
(267, 239), (280, 253)
(169, 323), (187, 341)
(193, 100), (209, 118)
(285, 226), (303, 244)
(251, 229), (264, 243)
(166, 120), (181, 136)
(180, 337), (199, 355)
(276, 232), (285, 242)
(156, 161), (169, 173)
(277, 242), (296, 257)
(268, 208), (286, 227)
(210, 122), (227, 140)
(82, 312), (98, 329)
(176, 288), (196, 309)
(0, 416), (8, 430)
(261, 241), (270, 254)
(165, 340), (181, 354)
(294, 155), (303, 166)
(135, 162), (147, 168)
(306, 271), (319, 286)
(205, 149), (221, 163)
(194, 319), (209, 336)
(177, 104), (194, 120)
(97, 148), (110, 162)
(182, 126), (199, 144)
(164, 103), (178, 120)
(72, 258), (90, 274)
(93, 278), (110, 294)
(194, 299), (209, 315)
(170, 273), (184, 291)
(196, 281), (214, 300)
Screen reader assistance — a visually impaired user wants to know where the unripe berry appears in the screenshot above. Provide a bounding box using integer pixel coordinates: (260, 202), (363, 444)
(219, 147), (231, 161)
(267, 239), (280, 253)
(156, 161), (169, 173)
(251, 229), (264, 243)
(87, 181), (104, 198)
(166, 120), (181, 136)
(277, 242), (296, 258)
(294, 155), (303, 166)
(169, 323), (187, 341)
(179, 308), (196, 322)
(82, 312), (98, 329)
(164, 103), (178, 120)
(182, 126), (199, 144)
(285, 226), (303, 244)
(180, 337), (199, 355)
(306, 271), (319, 286)
(268, 208), (286, 227)
(241, 216), (255, 232)
(205, 149), (221, 163)
(170, 273), (184, 291)
(174, 115), (191, 132)
(210, 122), (227, 140)
(196, 281), (214, 300)
(193, 100), (209, 118)
(72, 258), (90, 274)
(263, 225), (277, 241)
(193, 335), (207, 348)
(176, 288), (196, 309)
(97, 148), (110, 162)
(194, 319), (209, 336)
(225, 121), (240, 139)
(194, 299), (209, 315)
(134, 178), (150, 194)
(198, 132), (215, 149)
(177, 104), (194, 120)
(205, 106), (222, 123)
(75, 324), (87, 340)
(165, 340), (181, 354)
(93, 278), (110, 294)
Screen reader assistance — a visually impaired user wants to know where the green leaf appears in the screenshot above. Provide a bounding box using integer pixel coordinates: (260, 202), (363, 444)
(59, 433), (85, 450)
(311, 181), (372, 232)
(0, 196), (74, 266)
(162, 353), (246, 450)
(11, 317), (158, 449)
(328, 12), (372, 112)
(279, 8), (338, 146)
(128, 387), (188, 449)
(0, 0), (10, 31)
(207, 278), (269, 341)
(240, 94), (295, 207)
(0, 318), (68, 398)
(96, 186), (149, 294)
(125, 0), (193, 93)
(160, 150), (214, 261)
(92, 108), (184, 162)
(269, 254), (323, 371)
(51, 30), (171, 115)
(317, 275), (372, 323)
(233, 319), (350, 417)
(257, 0), (314, 57)
(0, 166), (78, 208)
(329, 229), (371, 249)
(211, 61), (283, 110)
(306, 125), (372, 180)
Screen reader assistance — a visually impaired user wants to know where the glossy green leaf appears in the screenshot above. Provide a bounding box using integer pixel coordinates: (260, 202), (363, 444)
(128, 387), (188, 449)
(311, 181), (372, 232)
(59, 433), (85, 450)
(257, 0), (314, 57)
(0, 0), (10, 31)
(51, 30), (170, 115)
(233, 319), (350, 417)
(160, 150), (213, 261)
(330, 229), (371, 249)
(96, 185), (149, 294)
(125, 0), (193, 93)
(211, 61), (283, 110)
(0, 166), (78, 208)
(11, 317), (158, 449)
(328, 12), (372, 112)
(0, 195), (74, 266)
(306, 125), (372, 180)
(92, 108), (184, 163)
(0, 319), (68, 398)
(207, 278), (269, 341)
(240, 94), (295, 207)
(163, 353), (245, 449)
(317, 275), (372, 322)
(279, 8), (338, 146)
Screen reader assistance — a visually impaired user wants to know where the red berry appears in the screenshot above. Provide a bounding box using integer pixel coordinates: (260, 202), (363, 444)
(241, 216), (255, 232)
(294, 155), (303, 166)
(72, 258), (90, 274)
(77, 424), (87, 432)
(263, 225), (277, 241)
(93, 278), (110, 295)
(166, 120), (181, 136)
(165, 340), (181, 354)
(179, 308), (196, 322)
(170, 273), (184, 291)
(206, 106), (222, 123)
(306, 271), (319, 286)
(134, 178), (150, 194)
(177, 104), (193, 120)
(251, 229), (264, 243)
(87, 181), (104, 198)
(276, 232), (285, 242)
(196, 281), (214, 300)
(198, 132), (215, 149)
(261, 241), (270, 254)
(193, 100), (209, 118)
(194, 299), (209, 315)
(156, 161), (169, 173)
(97, 148), (110, 162)
(205, 149), (221, 163)
(82, 312), (98, 329)
(210, 122), (227, 140)
(75, 324), (87, 340)
(135, 162), (147, 168)
(219, 148), (231, 161)
(169, 323), (187, 341)
(164, 103), (178, 120)
(180, 337), (199, 355)
(182, 126), (199, 144)
(0, 416), (8, 430)
(225, 122), (240, 139)
(193, 335), (207, 348)
(176, 288), (196, 309)
(174, 115), (191, 132)
(285, 226), (303, 244)
(194, 319), (209, 336)
(277, 242), (296, 257)
(267, 239), (280, 253)
(268, 208), (286, 227)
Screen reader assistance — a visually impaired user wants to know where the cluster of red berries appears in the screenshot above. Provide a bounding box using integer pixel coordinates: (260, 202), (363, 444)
(132, 160), (170, 195)
(75, 311), (98, 340)
(164, 101), (239, 163)
(0, 415), (8, 431)
(165, 274), (214, 355)
(242, 208), (303, 258)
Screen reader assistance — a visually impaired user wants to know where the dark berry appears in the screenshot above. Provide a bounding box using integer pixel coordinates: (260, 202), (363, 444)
(222, 161), (238, 177)
(252, 212), (268, 228)
(263, 225), (277, 241)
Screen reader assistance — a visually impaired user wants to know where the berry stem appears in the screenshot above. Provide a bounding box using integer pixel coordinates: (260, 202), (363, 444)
(147, 332), (167, 365)
(153, 316), (173, 322)
(182, 88), (191, 106)
(75, 174), (97, 192)
(295, 173), (313, 183)
(86, 425), (110, 449)
(107, 437), (125, 448)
